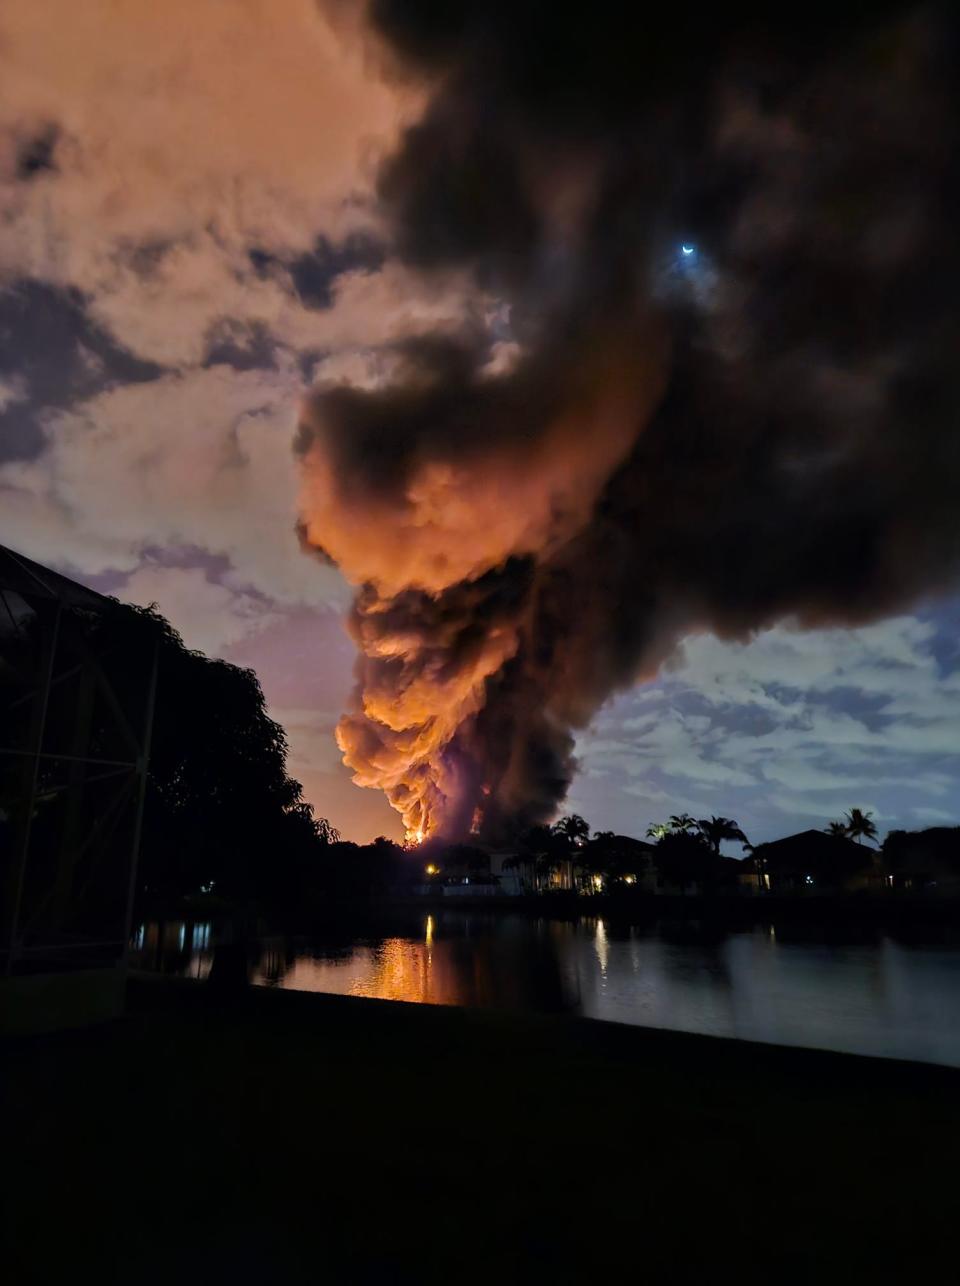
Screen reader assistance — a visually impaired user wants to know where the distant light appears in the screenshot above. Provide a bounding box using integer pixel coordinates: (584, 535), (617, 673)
(425, 863), (439, 876)
(681, 244), (695, 256)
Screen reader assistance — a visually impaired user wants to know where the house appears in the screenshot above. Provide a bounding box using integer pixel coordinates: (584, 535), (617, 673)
(413, 844), (525, 897)
(733, 855), (765, 893)
(574, 834), (658, 893)
(884, 828), (960, 896)
(487, 849), (525, 896)
(603, 835), (659, 891)
(426, 844), (513, 897)
(751, 829), (883, 894)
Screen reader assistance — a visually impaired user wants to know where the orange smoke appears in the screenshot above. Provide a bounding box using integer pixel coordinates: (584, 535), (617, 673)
(298, 324), (667, 839)
(334, 582), (521, 839)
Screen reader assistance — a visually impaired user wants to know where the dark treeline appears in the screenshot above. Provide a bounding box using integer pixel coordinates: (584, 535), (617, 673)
(74, 602), (345, 915)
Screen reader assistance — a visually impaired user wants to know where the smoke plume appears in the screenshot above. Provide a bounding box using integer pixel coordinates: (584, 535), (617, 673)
(297, 2), (960, 842)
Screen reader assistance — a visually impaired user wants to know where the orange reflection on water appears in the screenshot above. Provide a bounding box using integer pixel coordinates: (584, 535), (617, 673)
(239, 913), (575, 1010)
(252, 916), (571, 1011)
(259, 934), (468, 1006)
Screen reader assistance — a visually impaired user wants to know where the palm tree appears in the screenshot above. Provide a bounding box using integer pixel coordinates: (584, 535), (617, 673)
(535, 852), (564, 888)
(653, 829), (711, 896)
(584, 831), (635, 892)
(696, 816), (749, 856)
(574, 835), (610, 893)
(824, 820), (849, 837)
(646, 822), (670, 841)
(553, 814), (590, 847)
(516, 823), (564, 892)
(549, 815), (589, 889)
(668, 813), (697, 834)
(844, 808), (878, 846)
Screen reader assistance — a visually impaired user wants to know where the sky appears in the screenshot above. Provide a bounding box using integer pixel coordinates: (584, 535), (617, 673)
(1, 1), (958, 845)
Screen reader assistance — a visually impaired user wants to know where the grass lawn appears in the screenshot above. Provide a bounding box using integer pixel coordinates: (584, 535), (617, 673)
(4, 976), (959, 1285)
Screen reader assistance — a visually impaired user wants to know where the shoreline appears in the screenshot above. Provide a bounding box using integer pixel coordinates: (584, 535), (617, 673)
(394, 889), (960, 923)
(126, 968), (960, 1074)
(147, 889), (960, 936)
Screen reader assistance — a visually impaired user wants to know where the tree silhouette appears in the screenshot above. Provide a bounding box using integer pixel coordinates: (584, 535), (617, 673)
(549, 814), (590, 888)
(511, 824), (564, 892)
(570, 832), (608, 891)
(553, 813), (590, 848)
(668, 813), (697, 834)
(844, 808), (878, 845)
(696, 816), (749, 856)
(646, 822), (670, 840)
(106, 604), (340, 908)
(654, 830), (713, 896)
(316, 816), (342, 845)
(824, 820), (849, 837)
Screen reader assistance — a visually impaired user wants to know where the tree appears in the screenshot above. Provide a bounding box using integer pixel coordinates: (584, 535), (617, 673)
(573, 834), (609, 892)
(825, 820), (849, 837)
(696, 816), (749, 856)
(844, 808), (878, 846)
(513, 824), (562, 892)
(316, 816), (342, 845)
(654, 830), (713, 896)
(104, 604), (340, 909)
(550, 815), (590, 889)
(668, 813), (697, 834)
(646, 822), (670, 840)
(439, 843), (491, 879)
(553, 814), (590, 848)
(535, 853), (564, 890)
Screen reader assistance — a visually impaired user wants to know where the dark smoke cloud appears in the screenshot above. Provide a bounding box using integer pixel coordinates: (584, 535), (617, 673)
(298, 1), (960, 841)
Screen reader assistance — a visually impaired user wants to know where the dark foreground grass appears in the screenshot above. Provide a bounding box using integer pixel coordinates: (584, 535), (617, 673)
(4, 977), (959, 1285)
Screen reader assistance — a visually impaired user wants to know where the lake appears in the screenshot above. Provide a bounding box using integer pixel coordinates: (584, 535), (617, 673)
(130, 910), (960, 1067)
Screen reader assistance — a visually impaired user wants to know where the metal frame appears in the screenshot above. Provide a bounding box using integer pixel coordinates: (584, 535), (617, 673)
(1, 544), (159, 977)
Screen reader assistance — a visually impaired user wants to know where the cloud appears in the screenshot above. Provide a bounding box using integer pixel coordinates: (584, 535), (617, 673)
(1, 360), (350, 606)
(0, 1), (484, 622)
(271, 705), (346, 777)
(0, 373), (27, 411)
(120, 563), (279, 656)
(73, 244), (479, 368)
(0, 1), (451, 840)
(0, 0), (430, 364)
(572, 610), (960, 841)
(911, 806), (956, 823)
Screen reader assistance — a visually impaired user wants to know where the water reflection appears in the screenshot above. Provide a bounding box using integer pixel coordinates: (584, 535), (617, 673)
(247, 917), (572, 1012)
(133, 919), (214, 979)
(129, 913), (960, 1067)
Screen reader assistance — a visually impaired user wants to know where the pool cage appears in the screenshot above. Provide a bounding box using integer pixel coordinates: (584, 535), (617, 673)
(0, 544), (158, 1029)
